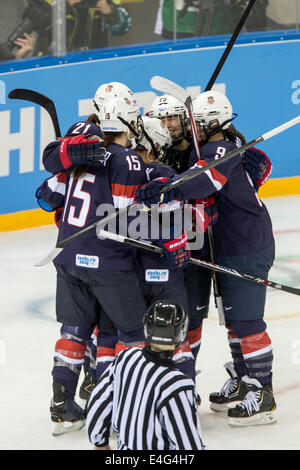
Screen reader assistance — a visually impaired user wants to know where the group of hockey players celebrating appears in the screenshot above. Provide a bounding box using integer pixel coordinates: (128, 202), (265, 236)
(36, 79), (276, 450)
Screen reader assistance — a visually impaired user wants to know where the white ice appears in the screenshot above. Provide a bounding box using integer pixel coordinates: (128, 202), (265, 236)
(0, 195), (300, 450)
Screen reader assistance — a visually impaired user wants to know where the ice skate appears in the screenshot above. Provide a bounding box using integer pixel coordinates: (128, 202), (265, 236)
(79, 370), (95, 402)
(228, 376), (277, 427)
(50, 383), (85, 436)
(209, 362), (248, 412)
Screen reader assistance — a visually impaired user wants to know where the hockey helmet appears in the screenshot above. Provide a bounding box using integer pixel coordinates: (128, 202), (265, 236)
(193, 90), (233, 132)
(136, 115), (172, 159)
(148, 94), (187, 119)
(144, 300), (188, 347)
(93, 81), (136, 113)
(148, 94), (188, 145)
(99, 96), (140, 134)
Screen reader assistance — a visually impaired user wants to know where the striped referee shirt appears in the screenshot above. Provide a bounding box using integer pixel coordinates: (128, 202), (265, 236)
(86, 346), (205, 450)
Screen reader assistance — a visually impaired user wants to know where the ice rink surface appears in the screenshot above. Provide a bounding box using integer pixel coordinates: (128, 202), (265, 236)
(0, 195), (300, 451)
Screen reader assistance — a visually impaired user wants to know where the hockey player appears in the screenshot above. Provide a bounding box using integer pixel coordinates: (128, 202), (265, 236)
(86, 299), (206, 450)
(40, 98), (191, 435)
(135, 90), (277, 427)
(42, 100), (150, 436)
(148, 94), (219, 363)
(148, 91), (273, 368)
(40, 81), (138, 404)
(80, 81), (137, 399)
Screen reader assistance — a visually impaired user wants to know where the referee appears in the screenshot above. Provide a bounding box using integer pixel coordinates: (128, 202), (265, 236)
(86, 300), (206, 450)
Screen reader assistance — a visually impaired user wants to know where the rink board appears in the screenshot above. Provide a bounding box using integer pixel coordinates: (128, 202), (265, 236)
(1, 32), (300, 230)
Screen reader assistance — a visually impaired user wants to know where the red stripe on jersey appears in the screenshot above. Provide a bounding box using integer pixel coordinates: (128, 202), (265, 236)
(241, 331), (272, 356)
(55, 338), (86, 360)
(111, 183), (141, 199)
(196, 159), (227, 187)
(174, 340), (192, 356)
(188, 325), (202, 345)
(96, 346), (115, 359)
(115, 342), (145, 356)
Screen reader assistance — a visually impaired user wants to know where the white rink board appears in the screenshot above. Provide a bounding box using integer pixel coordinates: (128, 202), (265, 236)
(0, 195), (300, 450)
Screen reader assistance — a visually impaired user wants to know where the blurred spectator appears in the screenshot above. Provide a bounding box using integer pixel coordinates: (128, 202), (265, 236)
(154, 0), (241, 39)
(264, 0), (299, 30)
(0, 0), (131, 62)
(240, 0), (269, 31)
(14, 32), (37, 59)
(0, 0), (51, 61)
(154, 0), (276, 39)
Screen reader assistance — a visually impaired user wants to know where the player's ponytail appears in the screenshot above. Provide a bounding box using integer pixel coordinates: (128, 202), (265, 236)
(224, 125), (246, 145)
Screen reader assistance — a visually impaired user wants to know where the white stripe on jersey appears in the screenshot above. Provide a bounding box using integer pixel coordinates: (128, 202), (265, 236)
(112, 194), (134, 209)
(190, 162), (224, 192)
(243, 344), (273, 360)
(47, 175), (66, 195)
(53, 351), (84, 365)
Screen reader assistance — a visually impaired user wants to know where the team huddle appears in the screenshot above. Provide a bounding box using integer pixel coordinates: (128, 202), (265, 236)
(37, 80), (276, 450)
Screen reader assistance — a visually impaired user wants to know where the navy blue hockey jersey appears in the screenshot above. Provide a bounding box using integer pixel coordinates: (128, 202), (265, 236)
(43, 142), (150, 271)
(171, 140), (274, 257)
(41, 141), (191, 274)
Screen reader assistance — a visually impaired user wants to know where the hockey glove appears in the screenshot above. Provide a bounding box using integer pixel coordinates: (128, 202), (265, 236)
(134, 177), (175, 208)
(243, 147), (272, 191)
(156, 229), (190, 270)
(189, 196), (218, 234)
(35, 172), (66, 212)
(59, 134), (106, 168)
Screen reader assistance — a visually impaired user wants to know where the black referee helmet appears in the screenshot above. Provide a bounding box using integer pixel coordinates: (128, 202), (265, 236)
(144, 300), (188, 347)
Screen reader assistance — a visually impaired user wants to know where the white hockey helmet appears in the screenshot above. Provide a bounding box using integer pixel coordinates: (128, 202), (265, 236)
(99, 96), (140, 134)
(192, 90), (233, 130)
(148, 94), (187, 119)
(93, 81), (136, 113)
(137, 115), (172, 157)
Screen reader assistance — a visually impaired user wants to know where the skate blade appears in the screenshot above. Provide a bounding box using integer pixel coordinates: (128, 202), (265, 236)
(52, 419), (85, 436)
(210, 401), (240, 412)
(228, 411), (277, 427)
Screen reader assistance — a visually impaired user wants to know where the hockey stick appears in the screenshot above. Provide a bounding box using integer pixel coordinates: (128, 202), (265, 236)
(8, 88), (62, 139)
(205, 0), (257, 91)
(96, 229), (300, 297)
(34, 113), (300, 266)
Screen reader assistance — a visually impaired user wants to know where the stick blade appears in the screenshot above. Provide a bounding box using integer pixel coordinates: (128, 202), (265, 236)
(8, 88), (61, 138)
(34, 247), (62, 267)
(8, 88), (51, 107)
(150, 76), (189, 103)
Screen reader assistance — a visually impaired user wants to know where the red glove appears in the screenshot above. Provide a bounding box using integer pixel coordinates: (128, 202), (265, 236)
(156, 230), (190, 270)
(189, 196), (218, 234)
(59, 134), (106, 169)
